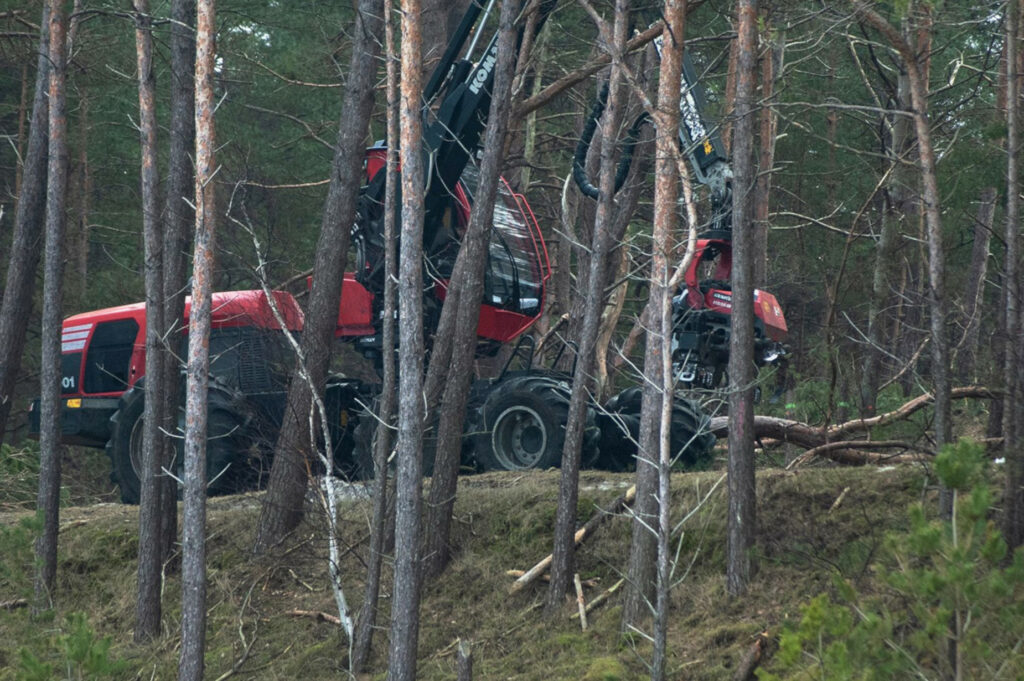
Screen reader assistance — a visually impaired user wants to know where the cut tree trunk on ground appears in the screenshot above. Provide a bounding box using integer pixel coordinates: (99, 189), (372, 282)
(733, 630), (773, 681)
(510, 485), (635, 594)
(707, 386), (995, 464)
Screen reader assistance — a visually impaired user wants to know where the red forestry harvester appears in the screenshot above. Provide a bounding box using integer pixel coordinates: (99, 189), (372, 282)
(32, 6), (786, 502)
(30, 291), (364, 502)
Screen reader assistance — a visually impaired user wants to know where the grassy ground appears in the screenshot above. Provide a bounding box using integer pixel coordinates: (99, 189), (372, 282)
(0, 454), (936, 680)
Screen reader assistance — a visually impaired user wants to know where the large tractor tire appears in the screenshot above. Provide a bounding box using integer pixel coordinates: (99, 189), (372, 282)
(322, 376), (366, 479)
(351, 397), (449, 481)
(172, 384), (258, 498)
(353, 380), (485, 481)
(106, 382), (147, 504)
(107, 381), (251, 503)
(469, 374), (600, 472)
(597, 387), (716, 471)
(352, 398), (387, 481)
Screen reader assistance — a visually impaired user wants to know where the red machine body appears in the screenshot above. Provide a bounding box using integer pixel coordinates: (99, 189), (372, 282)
(342, 146), (550, 348)
(684, 237), (788, 342)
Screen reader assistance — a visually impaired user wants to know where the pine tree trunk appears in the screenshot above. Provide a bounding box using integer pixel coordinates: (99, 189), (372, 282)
(178, 0), (216, 676)
(159, 0), (196, 567)
(753, 25), (781, 289)
(33, 0), (66, 613)
(852, 1), (951, 511)
(422, 0), (521, 582)
(13, 62), (28, 214)
(386, 1), (426, 676)
(134, 0), (165, 642)
(352, 6), (400, 671)
(0, 2), (50, 440)
(726, 0), (759, 599)
(1003, 0), (1024, 549)
(622, 0), (686, 644)
(956, 187), (996, 384)
(74, 96), (90, 304)
(861, 68), (915, 416)
(621, 13), (685, 634)
(253, 0), (384, 554)
(546, 0), (629, 616)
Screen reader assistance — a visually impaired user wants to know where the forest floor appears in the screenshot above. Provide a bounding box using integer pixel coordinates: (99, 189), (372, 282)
(0, 449), (942, 680)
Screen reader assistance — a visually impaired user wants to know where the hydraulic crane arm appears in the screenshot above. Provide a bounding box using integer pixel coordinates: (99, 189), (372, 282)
(355, 0), (556, 294)
(573, 30), (786, 388)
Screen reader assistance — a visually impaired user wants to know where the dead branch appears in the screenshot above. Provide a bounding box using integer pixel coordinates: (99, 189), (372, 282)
(513, 23), (663, 117)
(829, 487), (850, 513)
(457, 639), (473, 681)
(532, 312), (568, 359)
(570, 577), (624, 619)
(236, 53), (341, 89)
(829, 386), (995, 439)
(241, 104), (334, 149)
(286, 609), (341, 625)
(0, 598), (28, 610)
(509, 486), (636, 594)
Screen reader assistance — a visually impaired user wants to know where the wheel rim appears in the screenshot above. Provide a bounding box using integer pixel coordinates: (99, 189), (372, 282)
(128, 415), (145, 478)
(491, 405), (547, 469)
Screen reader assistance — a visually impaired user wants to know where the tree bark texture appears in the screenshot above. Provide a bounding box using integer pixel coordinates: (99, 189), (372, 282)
(134, 0), (166, 641)
(254, 0), (384, 554)
(753, 23), (781, 289)
(0, 1), (49, 441)
(386, 1), (426, 676)
(956, 187), (996, 384)
(422, 0), (521, 582)
(179, 1), (216, 677)
(1004, 0), (1024, 549)
(889, 8), (953, 494)
(650, 5), (688, 678)
(726, 0), (758, 599)
(159, 0), (197, 566)
(861, 67), (916, 416)
(622, 4), (686, 634)
(352, 5), (399, 672)
(74, 96), (90, 304)
(13, 62), (28, 217)
(546, 0), (629, 616)
(33, 0), (66, 613)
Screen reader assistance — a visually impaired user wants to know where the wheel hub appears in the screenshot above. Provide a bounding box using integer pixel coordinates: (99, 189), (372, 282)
(492, 405), (547, 469)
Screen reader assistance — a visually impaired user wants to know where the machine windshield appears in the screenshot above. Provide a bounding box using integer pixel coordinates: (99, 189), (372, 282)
(460, 166), (545, 315)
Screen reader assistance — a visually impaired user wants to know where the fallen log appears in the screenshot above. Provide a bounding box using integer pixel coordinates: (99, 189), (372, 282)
(785, 440), (928, 469)
(285, 609), (341, 625)
(706, 386), (996, 465)
(733, 630), (773, 681)
(505, 570), (599, 588)
(574, 574), (587, 631)
(509, 485), (636, 594)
